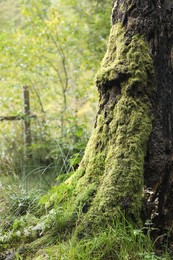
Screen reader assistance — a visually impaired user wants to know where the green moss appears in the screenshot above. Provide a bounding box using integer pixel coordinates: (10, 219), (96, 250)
(95, 23), (154, 95)
(95, 23), (127, 87)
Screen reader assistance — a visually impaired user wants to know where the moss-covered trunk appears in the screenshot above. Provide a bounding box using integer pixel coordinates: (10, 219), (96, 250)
(70, 24), (155, 236)
(63, 0), (173, 238)
(46, 0), (173, 241)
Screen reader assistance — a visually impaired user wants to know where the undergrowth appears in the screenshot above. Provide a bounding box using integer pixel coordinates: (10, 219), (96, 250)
(0, 176), (171, 259)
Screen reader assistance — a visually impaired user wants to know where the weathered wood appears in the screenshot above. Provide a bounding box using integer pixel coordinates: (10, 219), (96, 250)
(22, 85), (32, 158)
(0, 116), (22, 121)
(0, 115), (36, 121)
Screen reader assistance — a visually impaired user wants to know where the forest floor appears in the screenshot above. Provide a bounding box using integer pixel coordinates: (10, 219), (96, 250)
(0, 174), (171, 260)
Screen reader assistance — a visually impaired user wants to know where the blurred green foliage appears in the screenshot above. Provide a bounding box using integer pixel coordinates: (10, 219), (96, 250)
(0, 0), (111, 177)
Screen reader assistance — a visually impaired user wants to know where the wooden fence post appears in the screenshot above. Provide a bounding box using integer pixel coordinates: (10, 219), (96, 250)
(23, 86), (32, 159)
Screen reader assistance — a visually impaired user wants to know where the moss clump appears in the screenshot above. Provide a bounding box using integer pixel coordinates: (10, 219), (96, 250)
(96, 23), (154, 95)
(96, 23), (127, 87)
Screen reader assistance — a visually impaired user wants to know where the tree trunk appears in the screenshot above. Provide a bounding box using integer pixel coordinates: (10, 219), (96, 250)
(57, 0), (173, 241)
(141, 0), (173, 239)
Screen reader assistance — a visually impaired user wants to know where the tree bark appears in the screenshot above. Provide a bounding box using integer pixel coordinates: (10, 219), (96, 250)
(139, 0), (173, 238)
(54, 0), (173, 242)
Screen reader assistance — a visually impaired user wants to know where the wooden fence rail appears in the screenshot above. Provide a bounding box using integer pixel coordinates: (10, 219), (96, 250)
(0, 86), (36, 159)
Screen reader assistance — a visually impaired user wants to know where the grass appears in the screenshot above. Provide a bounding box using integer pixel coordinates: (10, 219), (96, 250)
(31, 218), (171, 260)
(0, 178), (171, 260)
(0, 172), (171, 259)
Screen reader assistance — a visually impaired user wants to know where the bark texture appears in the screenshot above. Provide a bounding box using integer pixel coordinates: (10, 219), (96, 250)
(111, 0), (173, 239)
